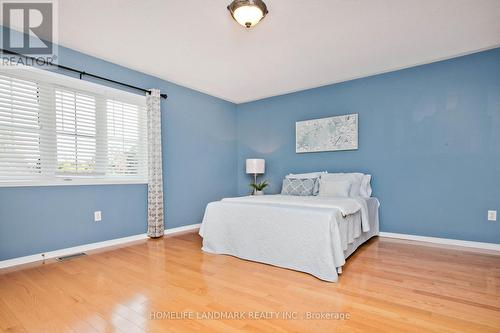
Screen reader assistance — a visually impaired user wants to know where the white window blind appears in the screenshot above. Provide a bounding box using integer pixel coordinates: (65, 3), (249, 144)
(56, 89), (98, 175)
(0, 66), (148, 186)
(0, 74), (42, 179)
(106, 100), (147, 177)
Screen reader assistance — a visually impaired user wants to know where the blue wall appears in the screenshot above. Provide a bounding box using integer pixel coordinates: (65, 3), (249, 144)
(0, 32), (238, 260)
(236, 48), (500, 244)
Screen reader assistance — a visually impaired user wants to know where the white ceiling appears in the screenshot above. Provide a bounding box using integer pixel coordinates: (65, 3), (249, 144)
(56, 0), (500, 103)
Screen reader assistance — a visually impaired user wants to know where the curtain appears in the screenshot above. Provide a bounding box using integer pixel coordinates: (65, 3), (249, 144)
(147, 89), (164, 238)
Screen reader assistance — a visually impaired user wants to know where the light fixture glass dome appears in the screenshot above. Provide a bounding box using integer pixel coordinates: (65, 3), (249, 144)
(228, 0), (268, 28)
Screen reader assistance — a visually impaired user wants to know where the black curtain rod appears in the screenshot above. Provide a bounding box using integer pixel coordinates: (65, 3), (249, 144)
(0, 48), (168, 99)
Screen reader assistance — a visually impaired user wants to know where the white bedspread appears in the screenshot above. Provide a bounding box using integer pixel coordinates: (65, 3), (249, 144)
(199, 195), (372, 282)
(222, 195), (370, 232)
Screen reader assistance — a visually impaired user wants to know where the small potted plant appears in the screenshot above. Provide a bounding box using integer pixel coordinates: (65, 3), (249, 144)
(250, 180), (268, 195)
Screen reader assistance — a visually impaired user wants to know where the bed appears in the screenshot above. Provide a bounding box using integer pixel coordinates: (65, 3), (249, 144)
(199, 194), (379, 282)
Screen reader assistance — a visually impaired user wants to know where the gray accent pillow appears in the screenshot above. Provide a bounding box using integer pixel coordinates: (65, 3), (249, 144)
(281, 178), (317, 196)
(286, 172), (325, 195)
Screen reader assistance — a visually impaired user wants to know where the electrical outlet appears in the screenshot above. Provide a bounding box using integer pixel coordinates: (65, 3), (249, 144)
(94, 211), (102, 222)
(487, 210), (497, 221)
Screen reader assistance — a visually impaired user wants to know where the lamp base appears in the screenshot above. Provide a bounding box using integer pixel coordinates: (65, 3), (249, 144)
(252, 173), (257, 195)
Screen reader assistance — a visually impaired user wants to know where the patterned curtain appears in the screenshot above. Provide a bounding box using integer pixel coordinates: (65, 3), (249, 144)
(147, 89), (164, 238)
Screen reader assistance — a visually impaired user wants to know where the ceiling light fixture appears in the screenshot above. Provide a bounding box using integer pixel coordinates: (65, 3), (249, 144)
(227, 0), (268, 28)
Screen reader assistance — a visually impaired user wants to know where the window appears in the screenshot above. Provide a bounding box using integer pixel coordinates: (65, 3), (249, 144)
(56, 89), (98, 175)
(0, 74), (42, 180)
(0, 66), (148, 186)
(106, 100), (147, 178)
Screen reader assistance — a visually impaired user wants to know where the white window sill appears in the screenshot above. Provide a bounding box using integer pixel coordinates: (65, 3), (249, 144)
(0, 179), (148, 188)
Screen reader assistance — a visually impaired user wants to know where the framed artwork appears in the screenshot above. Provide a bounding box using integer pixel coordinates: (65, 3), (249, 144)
(296, 114), (358, 153)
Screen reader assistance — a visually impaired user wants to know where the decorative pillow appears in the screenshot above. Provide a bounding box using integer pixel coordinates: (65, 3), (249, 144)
(318, 179), (352, 197)
(286, 171), (327, 179)
(360, 174), (372, 197)
(320, 173), (364, 197)
(286, 172), (326, 195)
(281, 178), (317, 196)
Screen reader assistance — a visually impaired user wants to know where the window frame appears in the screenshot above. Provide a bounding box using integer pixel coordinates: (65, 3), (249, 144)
(0, 65), (148, 187)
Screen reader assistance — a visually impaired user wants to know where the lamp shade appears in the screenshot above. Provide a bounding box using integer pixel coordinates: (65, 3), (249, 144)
(246, 159), (265, 174)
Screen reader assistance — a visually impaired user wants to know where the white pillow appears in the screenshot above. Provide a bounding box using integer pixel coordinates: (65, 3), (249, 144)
(360, 174), (372, 197)
(286, 171), (327, 179)
(318, 179), (351, 197)
(320, 173), (364, 197)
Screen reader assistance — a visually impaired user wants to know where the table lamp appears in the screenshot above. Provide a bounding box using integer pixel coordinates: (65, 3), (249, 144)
(246, 158), (265, 185)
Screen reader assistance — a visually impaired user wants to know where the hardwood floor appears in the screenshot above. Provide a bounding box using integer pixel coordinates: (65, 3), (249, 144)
(1, 232), (499, 333)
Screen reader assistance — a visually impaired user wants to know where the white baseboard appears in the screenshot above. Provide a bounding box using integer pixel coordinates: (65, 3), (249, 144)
(4, 226), (495, 269)
(0, 223), (201, 270)
(379, 232), (500, 252)
(164, 223), (201, 235)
